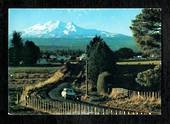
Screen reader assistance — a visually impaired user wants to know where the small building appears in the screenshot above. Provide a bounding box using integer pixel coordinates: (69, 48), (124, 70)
(37, 58), (49, 64)
(57, 56), (68, 61)
(78, 53), (87, 61)
(133, 55), (143, 60)
(49, 55), (57, 59)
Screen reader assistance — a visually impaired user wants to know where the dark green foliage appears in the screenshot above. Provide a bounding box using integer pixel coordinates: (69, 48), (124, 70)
(9, 31), (40, 66)
(97, 72), (112, 95)
(11, 31), (23, 48)
(9, 31), (23, 65)
(22, 41), (41, 65)
(114, 47), (135, 60)
(87, 36), (116, 89)
(130, 8), (161, 57)
(135, 65), (161, 89)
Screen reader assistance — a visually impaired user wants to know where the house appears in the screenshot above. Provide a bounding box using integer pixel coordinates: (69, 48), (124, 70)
(49, 55), (57, 59)
(78, 53), (87, 61)
(57, 56), (69, 61)
(37, 58), (49, 64)
(133, 55), (143, 60)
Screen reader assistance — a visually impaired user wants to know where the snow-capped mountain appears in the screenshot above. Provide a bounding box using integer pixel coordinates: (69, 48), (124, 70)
(22, 21), (117, 38)
(8, 21), (139, 51)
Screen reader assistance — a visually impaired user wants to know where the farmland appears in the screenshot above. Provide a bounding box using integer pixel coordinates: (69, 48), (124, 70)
(117, 60), (160, 65)
(8, 66), (61, 115)
(8, 60), (161, 115)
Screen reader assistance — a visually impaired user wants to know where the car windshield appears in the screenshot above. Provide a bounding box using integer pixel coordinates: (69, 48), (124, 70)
(64, 88), (73, 92)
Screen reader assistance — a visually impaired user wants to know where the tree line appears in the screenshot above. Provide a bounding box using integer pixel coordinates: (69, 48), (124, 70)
(8, 31), (41, 66)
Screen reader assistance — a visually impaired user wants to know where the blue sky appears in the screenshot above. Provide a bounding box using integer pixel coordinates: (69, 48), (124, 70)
(9, 8), (142, 36)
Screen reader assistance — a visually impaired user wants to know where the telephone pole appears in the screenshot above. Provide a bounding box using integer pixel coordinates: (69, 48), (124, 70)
(86, 48), (88, 96)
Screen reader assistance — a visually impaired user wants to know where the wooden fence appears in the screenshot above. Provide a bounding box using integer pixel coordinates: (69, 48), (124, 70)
(127, 90), (161, 99)
(23, 96), (160, 115)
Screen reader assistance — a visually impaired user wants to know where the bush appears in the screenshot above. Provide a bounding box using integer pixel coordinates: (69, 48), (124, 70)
(114, 47), (135, 60)
(97, 71), (112, 95)
(135, 65), (161, 89)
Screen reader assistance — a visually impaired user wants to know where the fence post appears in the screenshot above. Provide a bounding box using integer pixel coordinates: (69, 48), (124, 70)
(158, 92), (160, 99)
(94, 107), (96, 115)
(35, 98), (37, 109)
(115, 110), (117, 115)
(54, 101), (57, 114)
(72, 103), (74, 115)
(56, 101), (59, 114)
(16, 93), (19, 104)
(42, 100), (44, 111)
(32, 97), (34, 108)
(64, 102), (66, 115)
(152, 92), (154, 98)
(36, 98), (38, 110)
(70, 102), (72, 115)
(154, 92), (157, 98)
(43, 100), (45, 112)
(61, 102), (63, 114)
(44, 100), (46, 112)
(102, 108), (105, 115)
(63, 102), (65, 115)
(87, 105), (89, 115)
(149, 92), (152, 98)
(137, 91), (140, 98)
(81, 104), (84, 115)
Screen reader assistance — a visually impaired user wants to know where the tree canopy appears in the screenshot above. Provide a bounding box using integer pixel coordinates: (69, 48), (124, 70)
(23, 41), (41, 65)
(130, 8), (161, 57)
(87, 36), (116, 90)
(135, 65), (161, 90)
(114, 47), (135, 60)
(9, 31), (23, 65)
(9, 31), (40, 66)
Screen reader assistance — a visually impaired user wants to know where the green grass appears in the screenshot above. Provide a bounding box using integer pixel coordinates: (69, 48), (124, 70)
(8, 67), (60, 74)
(117, 60), (160, 65)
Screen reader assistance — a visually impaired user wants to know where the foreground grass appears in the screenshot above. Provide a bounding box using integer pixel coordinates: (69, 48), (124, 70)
(8, 66), (61, 115)
(104, 95), (161, 113)
(8, 66), (60, 74)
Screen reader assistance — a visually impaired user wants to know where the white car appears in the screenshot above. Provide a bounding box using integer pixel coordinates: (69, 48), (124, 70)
(61, 88), (76, 99)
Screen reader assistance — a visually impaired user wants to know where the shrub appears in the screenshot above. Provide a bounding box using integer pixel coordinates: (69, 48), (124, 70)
(97, 71), (112, 95)
(135, 65), (161, 89)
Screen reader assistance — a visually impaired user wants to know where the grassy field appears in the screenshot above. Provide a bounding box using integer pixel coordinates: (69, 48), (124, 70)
(117, 60), (160, 65)
(9, 66), (60, 74)
(8, 66), (61, 115)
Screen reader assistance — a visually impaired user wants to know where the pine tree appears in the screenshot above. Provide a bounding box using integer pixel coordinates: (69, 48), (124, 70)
(87, 36), (116, 90)
(23, 41), (40, 65)
(9, 31), (23, 65)
(130, 8), (161, 57)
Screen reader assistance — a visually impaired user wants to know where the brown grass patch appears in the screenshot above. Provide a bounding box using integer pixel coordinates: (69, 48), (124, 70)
(20, 71), (64, 103)
(109, 88), (128, 99)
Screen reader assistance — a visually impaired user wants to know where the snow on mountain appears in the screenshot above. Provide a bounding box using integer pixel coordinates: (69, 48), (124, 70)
(22, 21), (117, 38)
(23, 21), (60, 37)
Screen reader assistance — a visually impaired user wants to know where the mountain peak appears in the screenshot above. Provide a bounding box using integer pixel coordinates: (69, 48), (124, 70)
(21, 20), (121, 38)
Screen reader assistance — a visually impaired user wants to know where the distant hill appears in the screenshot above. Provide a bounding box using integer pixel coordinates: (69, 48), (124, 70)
(8, 20), (139, 51)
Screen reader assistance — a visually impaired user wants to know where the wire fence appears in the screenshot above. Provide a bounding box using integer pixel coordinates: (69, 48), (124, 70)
(21, 95), (160, 115)
(127, 90), (161, 99)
